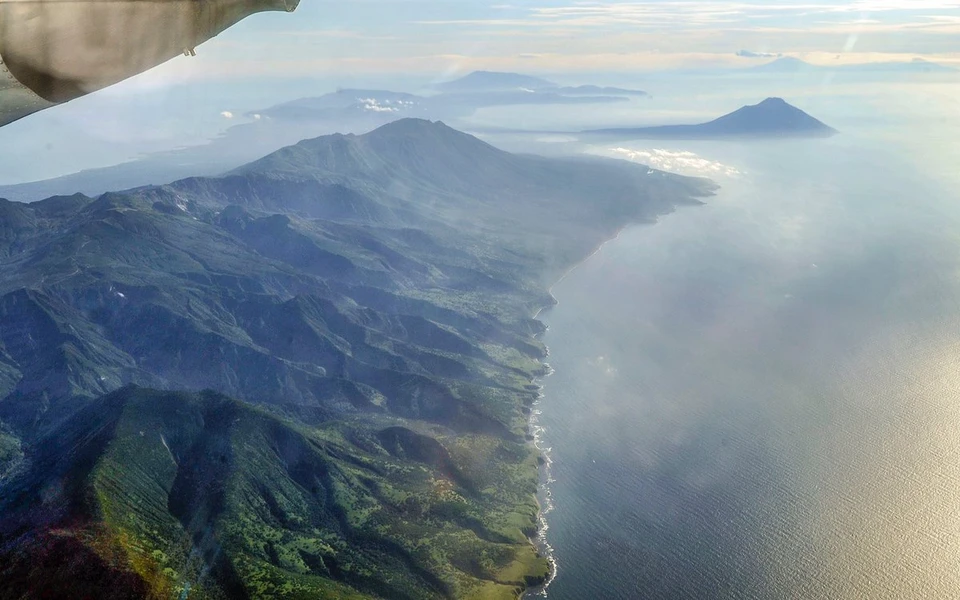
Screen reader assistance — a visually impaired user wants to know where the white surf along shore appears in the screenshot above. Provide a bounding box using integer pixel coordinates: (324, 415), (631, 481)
(523, 226), (628, 597)
(522, 160), (718, 596)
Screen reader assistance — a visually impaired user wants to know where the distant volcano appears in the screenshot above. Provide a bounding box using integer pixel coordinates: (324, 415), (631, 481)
(750, 57), (814, 73)
(750, 56), (956, 74)
(582, 97), (837, 139)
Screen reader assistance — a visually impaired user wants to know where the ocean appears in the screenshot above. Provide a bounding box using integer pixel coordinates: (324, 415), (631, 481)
(521, 80), (960, 599)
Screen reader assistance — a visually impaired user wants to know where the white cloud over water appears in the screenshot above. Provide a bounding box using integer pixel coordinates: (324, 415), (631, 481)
(737, 50), (782, 59)
(605, 147), (741, 177)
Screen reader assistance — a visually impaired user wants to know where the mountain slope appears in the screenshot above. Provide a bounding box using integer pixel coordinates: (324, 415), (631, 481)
(0, 387), (547, 599)
(0, 119), (713, 598)
(583, 97), (836, 139)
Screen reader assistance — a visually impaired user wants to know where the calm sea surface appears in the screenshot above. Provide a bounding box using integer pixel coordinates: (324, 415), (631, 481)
(533, 86), (960, 599)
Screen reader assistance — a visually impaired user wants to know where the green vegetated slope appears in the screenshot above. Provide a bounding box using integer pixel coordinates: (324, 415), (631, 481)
(0, 388), (544, 599)
(0, 119), (712, 599)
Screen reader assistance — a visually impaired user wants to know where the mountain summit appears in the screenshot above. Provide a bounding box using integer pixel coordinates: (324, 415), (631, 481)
(701, 97), (836, 136)
(583, 97), (836, 139)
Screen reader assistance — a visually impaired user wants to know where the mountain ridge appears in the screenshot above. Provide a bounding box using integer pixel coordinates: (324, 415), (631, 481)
(0, 83), (646, 204)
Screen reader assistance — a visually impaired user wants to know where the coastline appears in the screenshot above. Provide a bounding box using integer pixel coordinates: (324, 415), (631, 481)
(534, 227), (627, 322)
(0, 121), (720, 599)
(522, 226), (628, 598)
(518, 185), (711, 597)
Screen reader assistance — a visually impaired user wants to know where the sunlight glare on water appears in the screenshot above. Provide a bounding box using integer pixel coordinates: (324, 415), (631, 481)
(533, 80), (960, 599)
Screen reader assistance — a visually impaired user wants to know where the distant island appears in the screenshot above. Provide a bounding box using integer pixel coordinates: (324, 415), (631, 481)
(436, 70), (648, 96)
(750, 56), (956, 74)
(582, 97), (837, 140)
(552, 85), (649, 97)
(436, 70), (558, 92)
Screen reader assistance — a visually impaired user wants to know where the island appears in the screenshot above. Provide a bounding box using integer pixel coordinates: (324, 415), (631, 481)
(435, 71), (558, 92)
(0, 120), (713, 599)
(582, 97), (837, 140)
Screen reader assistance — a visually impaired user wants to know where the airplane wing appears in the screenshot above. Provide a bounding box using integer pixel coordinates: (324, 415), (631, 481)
(0, 0), (299, 128)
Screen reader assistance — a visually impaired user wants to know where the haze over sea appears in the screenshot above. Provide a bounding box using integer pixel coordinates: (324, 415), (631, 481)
(480, 77), (960, 598)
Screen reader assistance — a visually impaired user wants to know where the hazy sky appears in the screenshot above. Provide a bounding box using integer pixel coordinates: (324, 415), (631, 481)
(1, 0), (957, 186)
(161, 0), (960, 81)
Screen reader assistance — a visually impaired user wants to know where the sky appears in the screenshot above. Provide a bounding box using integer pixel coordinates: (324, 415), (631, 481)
(1, 0), (958, 185)
(167, 0), (960, 81)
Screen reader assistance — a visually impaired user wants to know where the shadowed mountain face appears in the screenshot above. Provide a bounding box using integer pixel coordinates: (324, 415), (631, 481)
(0, 119), (711, 599)
(584, 97), (837, 140)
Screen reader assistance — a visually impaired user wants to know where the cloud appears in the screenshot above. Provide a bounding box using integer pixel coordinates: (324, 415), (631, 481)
(737, 50), (783, 58)
(358, 98), (400, 113)
(116, 0), (960, 83)
(220, 111), (234, 119)
(604, 147), (741, 177)
(414, 2), (960, 40)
